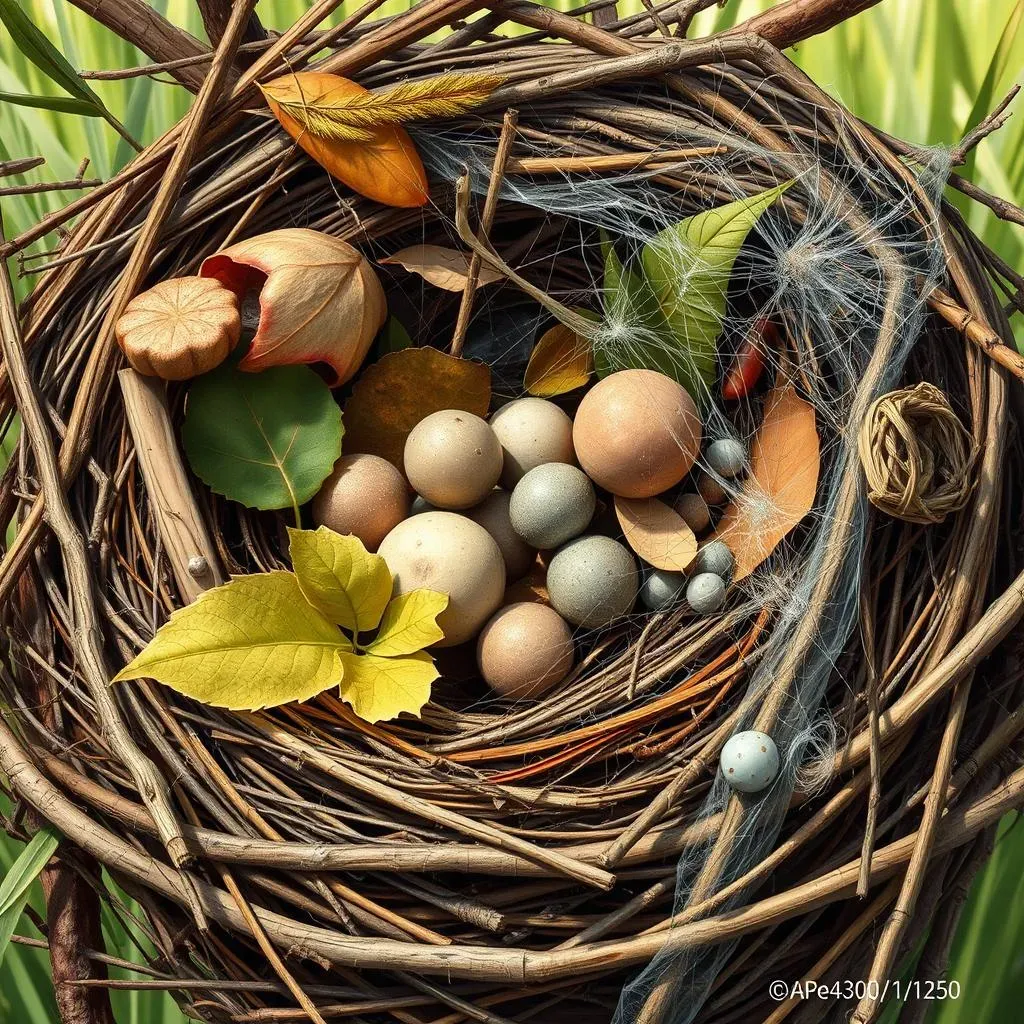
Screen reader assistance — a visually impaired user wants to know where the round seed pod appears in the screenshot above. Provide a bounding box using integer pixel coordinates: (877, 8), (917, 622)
(639, 569), (687, 611)
(697, 472), (728, 506)
(706, 438), (746, 478)
(547, 535), (638, 628)
(509, 463), (595, 549)
(720, 730), (780, 794)
(693, 540), (735, 580)
(686, 572), (726, 614)
(674, 492), (711, 534)
(466, 489), (536, 580)
(477, 603), (574, 699)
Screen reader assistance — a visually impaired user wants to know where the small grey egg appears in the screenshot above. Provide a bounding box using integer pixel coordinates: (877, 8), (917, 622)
(410, 495), (435, 515)
(720, 730), (780, 794)
(706, 438), (746, 478)
(697, 472), (727, 506)
(547, 535), (638, 628)
(674, 492), (711, 534)
(640, 569), (687, 611)
(693, 540), (735, 579)
(510, 463), (595, 549)
(686, 572), (726, 614)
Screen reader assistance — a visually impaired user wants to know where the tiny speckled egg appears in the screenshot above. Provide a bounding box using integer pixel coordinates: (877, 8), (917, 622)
(477, 603), (574, 699)
(693, 540), (735, 579)
(547, 535), (638, 628)
(510, 463), (595, 549)
(707, 438), (746, 478)
(404, 410), (502, 510)
(686, 572), (726, 614)
(720, 730), (780, 794)
(573, 369), (701, 498)
(490, 398), (575, 488)
(466, 489), (536, 581)
(639, 569), (687, 611)
(674, 492), (711, 534)
(312, 454), (409, 552)
(377, 511), (505, 646)
(697, 472), (728, 507)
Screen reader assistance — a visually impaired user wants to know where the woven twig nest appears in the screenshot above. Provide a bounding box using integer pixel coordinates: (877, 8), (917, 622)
(2, 4), (1024, 1024)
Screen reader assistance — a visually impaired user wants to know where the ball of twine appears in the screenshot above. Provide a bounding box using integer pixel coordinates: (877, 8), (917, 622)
(858, 382), (977, 524)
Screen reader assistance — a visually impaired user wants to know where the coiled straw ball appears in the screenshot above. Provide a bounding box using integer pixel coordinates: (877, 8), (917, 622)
(858, 382), (978, 524)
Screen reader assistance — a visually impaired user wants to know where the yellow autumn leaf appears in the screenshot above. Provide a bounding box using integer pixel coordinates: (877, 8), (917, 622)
(338, 650), (438, 724)
(112, 572), (350, 711)
(369, 589), (448, 656)
(289, 526), (392, 634)
(524, 323), (593, 396)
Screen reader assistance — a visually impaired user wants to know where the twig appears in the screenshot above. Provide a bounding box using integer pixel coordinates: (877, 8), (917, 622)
(951, 85), (1019, 165)
(450, 109), (519, 357)
(857, 587), (883, 898)
(0, 178), (102, 198)
(0, 157), (45, 178)
(726, 0), (884, 48)
(505, 145), (725, 174)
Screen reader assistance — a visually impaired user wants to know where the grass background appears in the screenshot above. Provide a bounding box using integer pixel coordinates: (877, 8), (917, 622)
(1, 1), (1022, 1021)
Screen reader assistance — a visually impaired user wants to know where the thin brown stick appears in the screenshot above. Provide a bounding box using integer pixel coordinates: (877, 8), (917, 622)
(0, 157), (46, 178)
(951, 85), (1020, 165)
(450, 109), (519, 357)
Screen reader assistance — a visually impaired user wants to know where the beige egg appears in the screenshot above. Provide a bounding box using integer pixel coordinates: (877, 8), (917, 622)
(477, 602), (574, 699)
(489, 398), (575, 488)
(404, 410), (503, 510)
(377, 511), (505, 646)
(573, 369), (701, 498)
(465, 489), (536, 581)
(312, 453), (409, 551)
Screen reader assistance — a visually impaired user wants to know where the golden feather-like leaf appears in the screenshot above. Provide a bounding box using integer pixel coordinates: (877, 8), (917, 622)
(260, 71), (505, 143)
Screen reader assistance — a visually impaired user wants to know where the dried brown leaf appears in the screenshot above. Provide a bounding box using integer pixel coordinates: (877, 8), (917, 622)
(614, 496), (698, 571)
(524, 323), (594, 396)
(380, 245), (502, 292)
(343, 348), (491, 474)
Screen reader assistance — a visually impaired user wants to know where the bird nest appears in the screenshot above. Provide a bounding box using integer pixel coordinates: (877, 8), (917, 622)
(2, 3), (1024, 1024)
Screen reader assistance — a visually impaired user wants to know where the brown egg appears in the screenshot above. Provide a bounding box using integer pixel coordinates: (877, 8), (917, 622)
(573, 369), (701, 498)
(489, 397), (575, 488)
(312, 453), (409, 551)
(477, 603), (574, 699)
(404, 410), (503, 510)
(465, 489), (536, 581)
(378, 511), (505, 646)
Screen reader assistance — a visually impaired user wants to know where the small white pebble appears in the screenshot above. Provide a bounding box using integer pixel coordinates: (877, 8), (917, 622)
(720, 730), (780, 793)
(639, 569), (687, 611)
(674, 492), (711, 533)
(693, 540), (735, 579)
(686, 572), (726, 614)
(697, 472), (727, 506)
(706, 438), (746, 478)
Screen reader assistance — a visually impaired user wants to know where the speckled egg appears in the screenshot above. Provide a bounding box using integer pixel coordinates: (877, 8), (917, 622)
(547, 535), (638, 628)
(693, 540), (735, 579)
(707, 438), (746, 478)
(674, 492), (711, 534)
(509, 463), (595, 550)
(312, 453), (409, 552)
(490, 398), (575, 488)
(639, 569), (687, 611)
(477, 603), (574, 699)
(686, 572), (727, 614)
(720, 730), (780, 794)
(697, 472), (728, 507)
(572, 369), (701, 498)
(377, 511), (505, 646)
(466, 489), (536, 581)
(404, 410), (502, 510)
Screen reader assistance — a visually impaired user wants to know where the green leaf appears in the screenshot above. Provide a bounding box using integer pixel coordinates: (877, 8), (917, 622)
(640, 181), (793, 397)
(369, 589), (448, 656)
(0, 91), (99, 116)
(113, 572), (351, 711)
(182, 363), (343, 518)
(288, 526), (392, 634)
(378, 316), (414, 356)
(0, 826), (59, 916)
(0, 0), (106, 108)
(338, 650), (438, 724)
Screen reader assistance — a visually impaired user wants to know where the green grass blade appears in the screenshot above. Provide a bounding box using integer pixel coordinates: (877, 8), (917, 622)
(0, 826), (60, 915)
(0, 89), (100, 115)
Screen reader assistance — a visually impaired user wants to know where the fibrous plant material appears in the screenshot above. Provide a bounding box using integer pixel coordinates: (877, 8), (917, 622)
(1, 3), (1023, 1024)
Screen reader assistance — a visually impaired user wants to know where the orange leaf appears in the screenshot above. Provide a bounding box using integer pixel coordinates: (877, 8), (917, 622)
(503, 555), (550, 606)
(380, 245), (503, 292)
(614, 496), (698, 571)
(261, 73), (428, 209)
(711, 384), (820, 580)
(524, 323), (593, 396)
(343, 348), (491, 474)
(200, 228), (385, 387)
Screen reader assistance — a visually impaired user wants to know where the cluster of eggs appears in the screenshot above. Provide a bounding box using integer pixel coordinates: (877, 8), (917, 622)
(313, 368), (744, 701)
